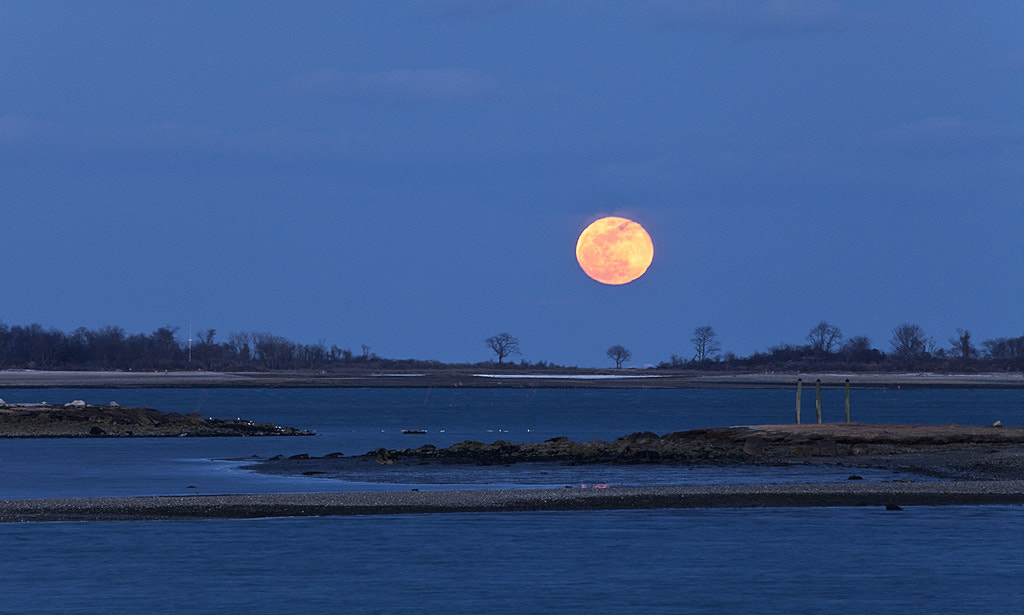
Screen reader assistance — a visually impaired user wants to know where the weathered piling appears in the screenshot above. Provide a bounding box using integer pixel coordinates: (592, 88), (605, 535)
(845, 378), (851, 423)
(795, 378), (802, 424)
(815, 379), (822, 424)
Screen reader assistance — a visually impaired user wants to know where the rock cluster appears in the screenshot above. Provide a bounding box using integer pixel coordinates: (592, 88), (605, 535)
(353, 424), (1024, 466)
(0, 402), (313, 437)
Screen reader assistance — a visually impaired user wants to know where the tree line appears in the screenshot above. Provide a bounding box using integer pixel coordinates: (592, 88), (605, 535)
(0, 320), (1021, 372)
(484, 322), (1022, 372)
(0, 323), (381, 372)
(655, 321), (1023, 372)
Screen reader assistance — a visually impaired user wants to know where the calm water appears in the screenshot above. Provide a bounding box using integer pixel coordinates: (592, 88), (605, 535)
(1, 387), (1022, 614)
(0, 387), (1021, 497)
(1, 508), (1021, 614)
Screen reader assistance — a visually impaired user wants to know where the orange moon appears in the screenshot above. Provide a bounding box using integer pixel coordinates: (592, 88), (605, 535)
(575, 216), (654, 285)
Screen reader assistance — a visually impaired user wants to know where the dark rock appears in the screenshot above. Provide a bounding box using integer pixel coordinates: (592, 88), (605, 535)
(89, 426), (106, 436)
(545, 436), (569, 443)
(885, 504), (903, 511)
(375, 448), (397, 465)
(288, 453), (310, 460)
(742, 436), (765, 457)
(616, 431), (660, 444)
(850, 443), (870, 456)
(847, 475), (864, 480)
(813, 440), (837, 456)
(323, 451), (345, 458)
(635, 449), (661, 462)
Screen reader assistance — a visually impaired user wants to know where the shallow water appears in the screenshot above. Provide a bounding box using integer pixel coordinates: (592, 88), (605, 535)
(2, 507), (1021, 614)
(1, 387), (1021, 614)
(0, 387), (1019, 498)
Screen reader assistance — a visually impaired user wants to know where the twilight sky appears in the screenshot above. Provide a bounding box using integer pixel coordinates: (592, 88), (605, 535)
(2, 1), (1022, 367)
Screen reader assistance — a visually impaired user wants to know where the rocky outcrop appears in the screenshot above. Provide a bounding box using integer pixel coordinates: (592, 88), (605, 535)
(0, 403), (314, 437)
(335, 424), (1024, 467)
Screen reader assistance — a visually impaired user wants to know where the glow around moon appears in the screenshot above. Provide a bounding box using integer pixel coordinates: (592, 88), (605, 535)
(575, 216), (654, 285)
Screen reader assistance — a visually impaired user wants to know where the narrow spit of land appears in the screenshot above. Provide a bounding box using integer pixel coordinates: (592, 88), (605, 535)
(2, 481), (1022, 522)
(0, 369), (1021, 389)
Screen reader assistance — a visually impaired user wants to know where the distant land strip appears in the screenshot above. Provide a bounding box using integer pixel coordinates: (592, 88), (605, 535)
(0, 370), (1021, 389)
(2, 482), (1023, 522)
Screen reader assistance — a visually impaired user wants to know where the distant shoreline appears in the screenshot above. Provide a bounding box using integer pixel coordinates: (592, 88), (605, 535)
(2, 482), (1022, 522)
(0, 369), (1021, 389)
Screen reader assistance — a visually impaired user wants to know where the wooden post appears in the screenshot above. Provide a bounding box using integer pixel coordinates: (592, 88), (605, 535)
(795, 379), (802, 424)
(845, 379), (851, 423)
(815, 379), (822, 424)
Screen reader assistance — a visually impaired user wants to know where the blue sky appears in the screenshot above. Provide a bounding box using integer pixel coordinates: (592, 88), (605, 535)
(2, 1), (1022, 367)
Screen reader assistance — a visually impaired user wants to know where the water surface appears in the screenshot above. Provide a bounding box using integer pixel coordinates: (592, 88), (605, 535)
(2, 507), (1020, 614)
(0, 387), (1019, 498)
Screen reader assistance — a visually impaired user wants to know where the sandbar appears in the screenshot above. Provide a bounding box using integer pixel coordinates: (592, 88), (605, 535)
(1, 481), (1021, 522)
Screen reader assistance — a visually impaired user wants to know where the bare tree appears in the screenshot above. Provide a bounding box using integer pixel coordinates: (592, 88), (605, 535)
(890, 323), (929, 359)
(948, 328), (977, 359)
(485, 333), (520, 364)
(606, 345), (631, 368)
(807, 321), (843, 355)
(982, 335), (1024, 358)
(691, 326), (721, 363)
(227, 331), (252, 363)
(841, 335), (876, 363)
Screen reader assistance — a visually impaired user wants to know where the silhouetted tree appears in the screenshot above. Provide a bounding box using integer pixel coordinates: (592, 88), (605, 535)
(252, 332), (295, 370)
(149, 326), (181, 366)
(691, 326), (720, 363)
(841, 335), (879, 363)
(981, 335), (1024, 358)
(606, 345), (631, 368)
(949, 328), (977, 359)
(227, 332), (252, 363)
(890, 323), (929, 359)
(485, 333), (520, 364)
(807, 321), (843, 355)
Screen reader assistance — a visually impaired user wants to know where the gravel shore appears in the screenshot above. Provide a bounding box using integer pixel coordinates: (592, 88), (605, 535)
(2, 481), (1021, 522)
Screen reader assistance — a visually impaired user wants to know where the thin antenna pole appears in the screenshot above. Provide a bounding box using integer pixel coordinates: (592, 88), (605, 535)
(188, 321), (193, 369)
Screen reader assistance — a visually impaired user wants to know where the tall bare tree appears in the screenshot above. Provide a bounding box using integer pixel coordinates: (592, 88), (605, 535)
(948, 328), (977, 359)
(485, 333), (520, 364)
(807, 321), (843, 354)
(606, 345), (631, 368)
(691, 326), (721, 363)
(890, 323), (929, 359)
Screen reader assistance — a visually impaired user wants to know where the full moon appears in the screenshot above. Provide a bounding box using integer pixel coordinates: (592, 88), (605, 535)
(575, 216), (654, 285)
